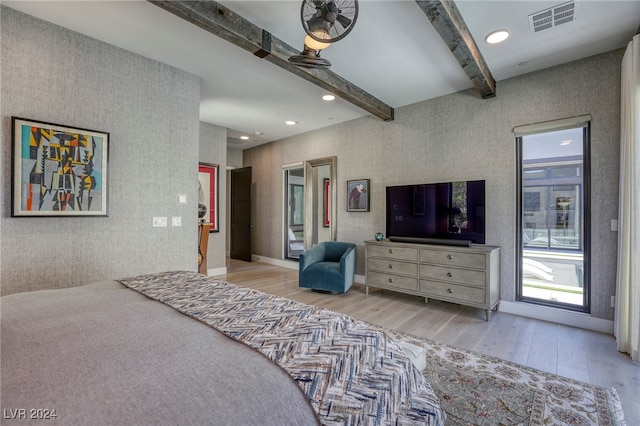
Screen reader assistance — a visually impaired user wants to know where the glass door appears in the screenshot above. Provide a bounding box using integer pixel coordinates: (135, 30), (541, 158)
(517, 124), (590, 311)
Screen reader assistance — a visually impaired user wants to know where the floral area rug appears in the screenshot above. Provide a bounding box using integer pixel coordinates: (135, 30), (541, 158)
(393, 332), (626, 426)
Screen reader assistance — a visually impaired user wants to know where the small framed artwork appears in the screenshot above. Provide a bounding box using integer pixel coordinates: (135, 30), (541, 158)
(11, 117), (109, 217)
(347, 179), (370, 212)
(198, 163), (219, 232)
(323, 178), (330, 227)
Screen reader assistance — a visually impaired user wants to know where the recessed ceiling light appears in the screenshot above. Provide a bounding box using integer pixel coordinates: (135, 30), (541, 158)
(560, 140), (572, 146)
(240, 135), (249, 140)
(322, 94), (335, 101)
(485, 29), (509, 44)
(285, 120), (297, 126)
(254, 131), (263, 136)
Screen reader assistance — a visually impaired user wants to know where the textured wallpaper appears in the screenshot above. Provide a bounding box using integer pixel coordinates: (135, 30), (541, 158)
(1, 7), (201, 295)
(199, 121), (227, 271)
(243, 49), (624, 321)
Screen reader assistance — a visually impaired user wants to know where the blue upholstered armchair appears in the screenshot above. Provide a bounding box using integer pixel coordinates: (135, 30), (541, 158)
(299, 242), (356, 293)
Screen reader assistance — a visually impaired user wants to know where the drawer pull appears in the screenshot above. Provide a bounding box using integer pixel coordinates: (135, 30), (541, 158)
(388, 264), (393, 269)
(447, 255), (453, 260)
(446, 272), (453, 278)
(447, 288), (453, 294)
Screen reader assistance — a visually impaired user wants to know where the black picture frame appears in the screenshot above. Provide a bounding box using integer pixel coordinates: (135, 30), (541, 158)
(347, 179), (370, 212)
(11, 117), (109, 217)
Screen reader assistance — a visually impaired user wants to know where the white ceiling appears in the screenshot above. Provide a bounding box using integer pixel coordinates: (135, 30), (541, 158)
(4, 0), (639, 150)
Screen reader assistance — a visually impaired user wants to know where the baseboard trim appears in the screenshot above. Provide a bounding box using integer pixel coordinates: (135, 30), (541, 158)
(250, 254), (366, 284)
(499, 301), (613, 334)
(252, 254), (299, 270)
(207, 266), (227, 276)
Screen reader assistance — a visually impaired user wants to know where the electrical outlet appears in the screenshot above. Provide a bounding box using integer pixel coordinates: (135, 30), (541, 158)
(611, 219), (618, 232)
(172, 216), (182, 227)
(152, 216), (167, 227)
(611, 295), (616, 308)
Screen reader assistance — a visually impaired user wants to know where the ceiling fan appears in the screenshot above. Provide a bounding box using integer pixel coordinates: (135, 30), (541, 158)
(289, 0), (359, 69)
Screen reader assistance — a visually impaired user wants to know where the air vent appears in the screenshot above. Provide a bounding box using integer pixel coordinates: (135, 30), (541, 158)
(529, 1), (576, 33)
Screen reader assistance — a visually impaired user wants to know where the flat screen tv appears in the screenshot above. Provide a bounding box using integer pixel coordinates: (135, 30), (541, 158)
(386, 180), (485, 245)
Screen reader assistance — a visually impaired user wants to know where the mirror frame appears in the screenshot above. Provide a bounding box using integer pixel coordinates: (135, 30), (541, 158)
(304, 156), (337, 249)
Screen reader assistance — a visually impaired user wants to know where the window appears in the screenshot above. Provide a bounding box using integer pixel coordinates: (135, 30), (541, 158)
(515, 118), (591, 312)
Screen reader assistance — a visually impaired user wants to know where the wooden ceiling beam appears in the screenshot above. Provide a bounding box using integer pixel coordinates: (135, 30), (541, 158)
(148, 0), (394, 121)
(415, 0), (496, 99)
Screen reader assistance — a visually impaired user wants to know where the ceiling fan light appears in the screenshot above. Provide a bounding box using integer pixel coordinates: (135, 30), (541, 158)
(485, 29), (509, 44)
(304, 32), (331, 51)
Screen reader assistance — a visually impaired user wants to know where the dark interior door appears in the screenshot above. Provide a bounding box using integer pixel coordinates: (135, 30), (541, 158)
(230, 167), (252, 261)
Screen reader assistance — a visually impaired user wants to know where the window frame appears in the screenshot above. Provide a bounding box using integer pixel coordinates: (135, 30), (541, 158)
(515, 123), (591, 313)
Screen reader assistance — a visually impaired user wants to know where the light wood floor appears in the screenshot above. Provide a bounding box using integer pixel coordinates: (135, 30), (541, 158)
(216, 259), (639, 424)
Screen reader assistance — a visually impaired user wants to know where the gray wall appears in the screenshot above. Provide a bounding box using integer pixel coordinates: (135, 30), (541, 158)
(199, 122), (227, 270)
(227, 148), (243, 169)
(1, 7), (201, 295)
(243, 49), (623, 321)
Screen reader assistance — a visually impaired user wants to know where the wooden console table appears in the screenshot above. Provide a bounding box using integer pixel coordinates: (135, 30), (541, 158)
(198, 222), (211, 275)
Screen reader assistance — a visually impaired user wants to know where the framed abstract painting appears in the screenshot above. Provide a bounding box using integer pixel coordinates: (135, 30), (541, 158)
(198, 162), (219, 232)
(11, 117), (109, 217)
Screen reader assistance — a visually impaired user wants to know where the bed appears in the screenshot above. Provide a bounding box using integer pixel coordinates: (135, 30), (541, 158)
(1, 271), (444, 425)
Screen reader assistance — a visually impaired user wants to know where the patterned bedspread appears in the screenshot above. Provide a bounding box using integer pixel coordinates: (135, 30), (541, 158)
(119, 271), (444, 425)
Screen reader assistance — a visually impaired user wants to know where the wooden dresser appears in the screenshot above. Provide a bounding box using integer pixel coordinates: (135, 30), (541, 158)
(365, 240), (500, 321)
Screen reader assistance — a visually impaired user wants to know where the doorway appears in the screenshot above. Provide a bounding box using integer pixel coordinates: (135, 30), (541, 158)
(516, 121), (590, 312)
(230, 167), (252, 261)
(284, 165), (304, 260)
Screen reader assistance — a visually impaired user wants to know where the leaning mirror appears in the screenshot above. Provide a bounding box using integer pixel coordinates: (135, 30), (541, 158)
(304, 156), (337, 249)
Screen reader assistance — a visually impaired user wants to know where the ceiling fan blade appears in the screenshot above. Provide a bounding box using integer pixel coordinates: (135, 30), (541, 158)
(336, 14), (352, 28)
(307, 16), (326, 32)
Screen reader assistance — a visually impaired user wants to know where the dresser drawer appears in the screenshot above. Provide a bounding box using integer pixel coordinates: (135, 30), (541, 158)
(420, 249), (486, 270)
(420, 280), (486, 304)
(420, 264), (486, 287)
(367, 271), (418, 292)
(368, 258), (418, 276)
(367, 244), (418, 262)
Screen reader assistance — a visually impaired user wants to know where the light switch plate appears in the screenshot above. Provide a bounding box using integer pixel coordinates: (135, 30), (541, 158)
(178, 194), (187, 204)
(153, 216), (167, 227)
(172, 216), (182, 227)
(611, 219), (618, 231)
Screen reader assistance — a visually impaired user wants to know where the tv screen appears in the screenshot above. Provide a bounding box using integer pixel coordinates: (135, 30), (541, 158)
(386, 180), (485, 244)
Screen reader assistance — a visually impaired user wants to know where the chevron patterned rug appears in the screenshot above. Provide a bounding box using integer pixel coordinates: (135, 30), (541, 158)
(391, 332), (626, 426)
(119, 271), (444, 426)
